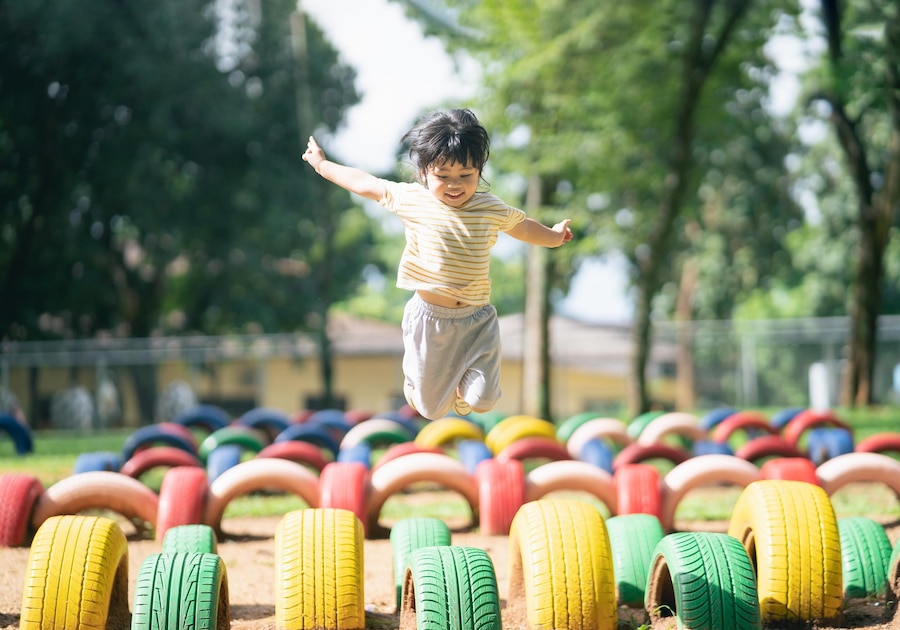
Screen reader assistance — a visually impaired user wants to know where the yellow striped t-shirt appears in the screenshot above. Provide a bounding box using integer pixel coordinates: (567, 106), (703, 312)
(378, 180), (526, 306)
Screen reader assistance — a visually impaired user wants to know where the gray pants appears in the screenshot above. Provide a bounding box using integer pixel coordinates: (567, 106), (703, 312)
(401, 294), (502, 420)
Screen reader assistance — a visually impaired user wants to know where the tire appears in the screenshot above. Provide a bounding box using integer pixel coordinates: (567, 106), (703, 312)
(733, 435), (803, 463)
(275, 508), (365, 630)
(31, 470), (159, 536)
(198, 426), (266, 464)
(237, 407), (291, 441)
(205, 458), (320, 537)
(367, 452), (479, 536)
(727, 479), (843, 625)
(413, 417), (484, 448)
(636, 412), (705, 447)
(337, 442), (372, 467)
(890, 539), (900, 600)
(274, 423), (341, 459)
(523, 460), (617, 514)
(0, 473), (43, 547)
(456, 439), (493, 474)
(496, 435), (570, 463)
(0, 412), (33, 455)
(119, 445), (202, 478)
(838, 516), (892, 599)
(692, 440), (734, 456)
(390, 517), (452, 611)
(162, 523), (218, 554)
(339, 418), (416, 450)
(710, 410), (778, 444)
(769, 406), (804, 430)
(605, 514), (664, 607)
(484, 415), (556, 455)
(319, 462), (370, 534)
(645, 531), (761, 630)
(122, 423), (198, 462)
(615, 463), (662, 519)
(856, 432), (900, 455)
(564, 417), (631, 459)
(156, 466), (209, 542)
(73, 451), (122, 474)
(507, 497), (616, 630)
(476, 458), (525, 536)
(20, 514), (130, 629)
(782, 408), (852, 449)
(306, 408), (353, 435)
(257, 439), (330, 473)
(577, 438), (614, 474)
(698, 406), (739, 432)
(626, 410), (665, 440)
(132, 552), (229, 630)
(660, 454), (761, 531)
(556, 411), (606, 443)
(172, 404), (230, 434)
(815, 452), (900, 500)
(373, 442), (443, 471)
(206, 444), (244, 483)
(399, 546), (501, 630)
(758, 457), (819, 484)
(612, 442), (689, 471)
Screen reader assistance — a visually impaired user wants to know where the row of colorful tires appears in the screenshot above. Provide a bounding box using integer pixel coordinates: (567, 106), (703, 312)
(17, 481), (900, 629)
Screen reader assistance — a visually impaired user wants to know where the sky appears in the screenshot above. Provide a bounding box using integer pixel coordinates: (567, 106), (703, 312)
(299, 0), (813, 324)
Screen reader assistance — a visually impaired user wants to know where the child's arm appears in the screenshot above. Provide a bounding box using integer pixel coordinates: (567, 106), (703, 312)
(506, 217), (573, 248)
(302, 136), (384, 201)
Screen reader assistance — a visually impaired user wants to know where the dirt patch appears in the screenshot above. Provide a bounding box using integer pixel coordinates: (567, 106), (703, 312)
(1, 514), (898, 629)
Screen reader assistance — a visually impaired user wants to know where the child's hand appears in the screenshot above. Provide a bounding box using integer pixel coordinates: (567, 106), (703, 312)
(302, 136), (326, 171)
(553, 219), (574, 246)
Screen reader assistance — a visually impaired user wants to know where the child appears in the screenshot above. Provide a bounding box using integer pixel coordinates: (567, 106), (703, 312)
(302, 108), (572, 420)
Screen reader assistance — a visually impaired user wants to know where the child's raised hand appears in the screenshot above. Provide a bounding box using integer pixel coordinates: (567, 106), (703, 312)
(554, 219), (574, 245)
(302, 136), (326, 170)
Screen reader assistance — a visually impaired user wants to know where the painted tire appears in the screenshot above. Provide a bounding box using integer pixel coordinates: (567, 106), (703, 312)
(782, 408), (852, 449)
(156, 466), (209, 542)
(257, 440), (330, 473)
(373, 442), (443, 471)
(733, 435), (803, 463)
(206, 444), (243, 483)
(132, 552), (229, 630)
(73, 451), (122, 474)
(237, 407), (291, 441)
(612, 442), (689, 471)
(162, 523), (218, 554)
(636, 412), (705, 447)
(660, 454), (761, 531)
(710, 410), (777, 444)
(399, 546), (501, 630)
(390, 517), (452, 610)
(890, 539), (900, 599)
(0, 473), (43, 547)
(605, 514), (664, 607)
(645, 532), (761, 629)
(626, 410), (665, 440)
(198, 426), (266, 464)
(565, 417), (631, 459)
(122, 423), (198, 461)
(758, 457), (819, 485)
(275, 508), (365, 629)
(413, 417), (484, 448)
(0, 412), (33, 455)
(31, 471), (159, 535)
(367, 453), (479, 535)
(692, 440), (734, 456)
(319, 462), (370, 533)
(807, 427), (854, 465)
(769, 406), (804, 430)
(815, 452), (900, 501)
(457, 439), (493, 474)
(524, 460), (618, 514)
(205, 458), (319, 536)
(337, 442), (372, 467)
(496, 436), (570, 463)
(476, 458), (525, 536)
(507, 498), (616, 630)
(484, 415), (557, 455)
(172, 404), (230, 434)
(578, 438), (614, 473)
(274, 423), (340, 459)
(856, 432), (900, 455)
(20, 515), (130, 629)
(615, 463), (662, 519)
(699, 407), (739, 432)
(727, 480), (842, 624)
(119, 445), (202, 478)
(556, 411), (606, 443)
(339, 418), (416, 450)
(838, 516), (892, 599)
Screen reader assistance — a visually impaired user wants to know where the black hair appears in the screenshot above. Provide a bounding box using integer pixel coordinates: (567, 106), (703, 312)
(402, 109), (490, 178)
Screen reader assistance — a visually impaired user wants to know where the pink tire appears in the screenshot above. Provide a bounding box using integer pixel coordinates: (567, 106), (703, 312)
(156, 466), (208, 542)
(782, 409), (852, 449)
(204, 458), (319, 537)
(476, 458), (525, 536)
(759, 457), (820, 485)
(256, 440), (330, 473)
(496, 436), (571, 463)
(319, 462), (369, 533)
(612, 442), (689, 471)
(709, 410), (778, 444)
(367, 452), (478, 536)
(0, 473), (43, 547)
(615, 463), (662, 519)
(119, 446), (202, 478)
(339, 418), (415, 450)
(31, 471), (159, 536)
(815, 452), (900, 501)
(734, 435), (804, 463)
(523, 460), (617, 514)
(636, 412), (705, 447)
(565, 418), (631, 459)
(372, 442), (443, 471)
(855, 432), (900, 456)
(659, 455), (760, 531)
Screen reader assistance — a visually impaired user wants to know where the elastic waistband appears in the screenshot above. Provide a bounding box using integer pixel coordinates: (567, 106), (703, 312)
(407, 294), (482, 320)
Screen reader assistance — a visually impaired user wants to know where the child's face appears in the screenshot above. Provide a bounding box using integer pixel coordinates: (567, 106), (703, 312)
(423, 160), (479, 207)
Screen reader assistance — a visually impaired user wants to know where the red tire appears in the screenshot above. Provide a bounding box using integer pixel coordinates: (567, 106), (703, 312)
(734, 435), (804, 463)
(496, 436), (570, 464)
(156, 466), (209, 542)
(119, 446), (202, 479)
(476, 458), (525, 536)
(523, 460), (618, 514)
(710, 410), (778, 444)
(615, 463), (662, 519)
(855, 432), (900, 456)
(319, 462), (369, 533)
(782, 409), (852, 449)
(759, 457), (820, 485)
(372, 442), (442, 471)
(612, 442), (689, 471)
(0, 473), (43, 546)
(256, 440), (330, 473)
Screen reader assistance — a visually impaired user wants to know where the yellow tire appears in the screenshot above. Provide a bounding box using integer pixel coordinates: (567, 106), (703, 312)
(507, 498), (616, 629)
(413, 417), (484, 449)
(727, 480), (842, 625)
(20, 514), (130, 629)
(485, 415), (556, 455)
(275, 508), (365, 630)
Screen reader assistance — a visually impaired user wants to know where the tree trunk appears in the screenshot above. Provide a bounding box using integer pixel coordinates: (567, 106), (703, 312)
(522, 172), (548, 419)
(675, 260), (698, 410)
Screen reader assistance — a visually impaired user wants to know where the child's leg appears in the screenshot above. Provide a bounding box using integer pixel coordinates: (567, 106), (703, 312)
(456, 307), (502, 413)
